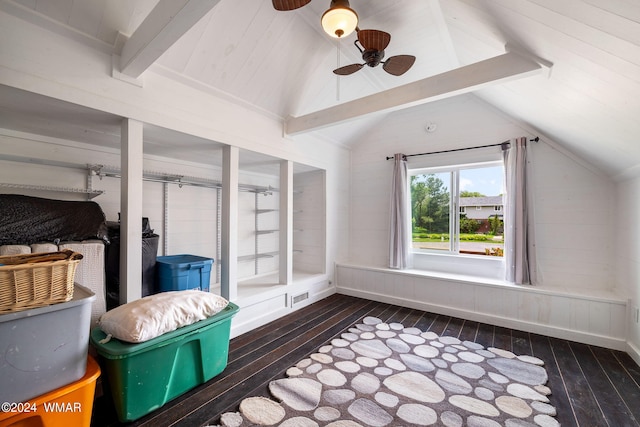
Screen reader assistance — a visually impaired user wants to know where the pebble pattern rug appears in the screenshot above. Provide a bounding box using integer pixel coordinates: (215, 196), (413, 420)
(211, 316), (559, 427)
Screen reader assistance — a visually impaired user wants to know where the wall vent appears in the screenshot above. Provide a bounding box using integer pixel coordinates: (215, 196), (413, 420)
(291, 292), (309, 306)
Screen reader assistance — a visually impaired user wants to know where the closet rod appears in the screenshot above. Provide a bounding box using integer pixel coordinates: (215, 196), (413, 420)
(0, 154), (90, 171)
(91, 166), (277, 194)
(385, 137), (539, 160)
(0, 155), (277, 193)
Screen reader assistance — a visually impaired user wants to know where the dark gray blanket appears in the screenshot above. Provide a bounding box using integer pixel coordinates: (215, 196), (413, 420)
(0, 194), (109, 245)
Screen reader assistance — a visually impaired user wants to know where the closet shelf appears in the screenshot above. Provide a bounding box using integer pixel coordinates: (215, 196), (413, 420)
(256, 229), (278, 235)
(238, 252), (279, 262)
(0, 183), (104, 199)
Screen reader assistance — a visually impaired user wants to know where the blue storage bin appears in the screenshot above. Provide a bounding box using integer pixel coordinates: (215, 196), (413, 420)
(156, 255), (213, 292)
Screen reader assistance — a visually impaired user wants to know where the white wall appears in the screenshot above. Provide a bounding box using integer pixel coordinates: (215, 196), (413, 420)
(293, 170), (326, 274)
(616, 176), (640, 363)
(339, 94), (629, 351)
(348, 94), (616, 293)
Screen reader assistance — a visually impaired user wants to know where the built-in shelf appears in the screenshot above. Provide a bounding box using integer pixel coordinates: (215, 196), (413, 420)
(238, 251), (278, 262)
(256, 229), (278, 235)
(0, 182), (104, 199)
(251, 189), (279, 276)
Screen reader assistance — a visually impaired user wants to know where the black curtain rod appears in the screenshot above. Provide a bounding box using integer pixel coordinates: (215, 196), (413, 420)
(385, 137), (539, 161)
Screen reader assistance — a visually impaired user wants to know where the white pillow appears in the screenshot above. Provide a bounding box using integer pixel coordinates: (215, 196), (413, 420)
(98, 290), (229, 343)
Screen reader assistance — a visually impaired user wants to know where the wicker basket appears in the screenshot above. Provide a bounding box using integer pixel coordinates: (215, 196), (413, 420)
(0, 249), (83, 314)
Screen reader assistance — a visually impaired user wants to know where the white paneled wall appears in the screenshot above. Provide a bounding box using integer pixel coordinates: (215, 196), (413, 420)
(616, 175), (640, 364)
(337, 264), (627, 350)
(342, 94), (630, 352)
(348, 95), (617, 293)
(166, 184), (217, 260)
(293, 169), (326, 274)
(530, 144), (616, 291)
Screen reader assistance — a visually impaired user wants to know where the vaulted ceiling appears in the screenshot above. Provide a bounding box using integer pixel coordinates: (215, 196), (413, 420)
(0, 0), (638, 178)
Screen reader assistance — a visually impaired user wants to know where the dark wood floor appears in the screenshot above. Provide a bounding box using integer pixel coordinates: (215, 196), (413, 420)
(92, 293), (640, 426)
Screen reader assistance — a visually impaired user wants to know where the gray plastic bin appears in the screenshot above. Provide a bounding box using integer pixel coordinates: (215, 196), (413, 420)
(0, 284), (96, 403)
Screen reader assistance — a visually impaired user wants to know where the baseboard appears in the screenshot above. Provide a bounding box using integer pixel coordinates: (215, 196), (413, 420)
(337, 286), (628, 352)
(230, 286), (336, 338)
(231, 306), (290, 338)
(627, 340), (640, 367)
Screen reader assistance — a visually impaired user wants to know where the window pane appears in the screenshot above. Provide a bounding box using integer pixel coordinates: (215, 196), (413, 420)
(411, 172), (451, 252)
(459, 166), (504, 257)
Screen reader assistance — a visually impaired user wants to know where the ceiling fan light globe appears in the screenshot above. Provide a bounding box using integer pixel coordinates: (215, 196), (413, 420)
(321, 4), (358, 38)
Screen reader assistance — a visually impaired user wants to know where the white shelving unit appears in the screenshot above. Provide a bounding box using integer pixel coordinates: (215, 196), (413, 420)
(253, 188), (278, 276)
(0, 182), (103, 199)
(1, 153), (329, 312)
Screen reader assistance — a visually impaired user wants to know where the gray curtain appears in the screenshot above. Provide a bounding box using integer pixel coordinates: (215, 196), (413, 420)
(389, 153), (410, 269)
(503, 137), (536, 284)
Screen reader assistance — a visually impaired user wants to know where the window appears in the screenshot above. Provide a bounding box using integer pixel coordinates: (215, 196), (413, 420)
(410, 162), (504, 257)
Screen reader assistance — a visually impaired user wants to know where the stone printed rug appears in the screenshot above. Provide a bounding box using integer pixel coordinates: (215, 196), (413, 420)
(212, 316), (559, 427)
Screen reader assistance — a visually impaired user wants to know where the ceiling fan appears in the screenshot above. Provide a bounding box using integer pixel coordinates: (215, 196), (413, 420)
(333, 29), (416, 76)
(273, 0), (359, 38)
(271, 1), (415, 76)
(272, 0), (312, 11)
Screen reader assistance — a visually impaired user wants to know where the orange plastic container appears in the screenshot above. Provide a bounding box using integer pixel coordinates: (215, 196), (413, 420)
(0, 356), (100, 427)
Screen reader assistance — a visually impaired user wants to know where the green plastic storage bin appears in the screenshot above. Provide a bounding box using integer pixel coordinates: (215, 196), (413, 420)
(90, 302), (238, 422)
(156, 254), (213, 292)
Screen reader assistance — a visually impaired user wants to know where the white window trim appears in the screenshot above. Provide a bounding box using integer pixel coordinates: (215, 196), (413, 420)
(409, 160), (505, 280)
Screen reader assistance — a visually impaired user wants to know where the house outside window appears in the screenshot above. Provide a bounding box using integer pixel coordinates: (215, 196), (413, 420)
(410, 162), (504, 257)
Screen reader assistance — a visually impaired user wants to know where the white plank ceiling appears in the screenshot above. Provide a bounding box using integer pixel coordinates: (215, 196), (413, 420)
(0, 0), (639, 177)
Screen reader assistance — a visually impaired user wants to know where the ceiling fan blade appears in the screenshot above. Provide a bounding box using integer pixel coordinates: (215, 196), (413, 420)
(357, 29), (391, 52)
(272, 0), (311, 11)
(382, 55), (416, 76)
(333, 63), (364, 76)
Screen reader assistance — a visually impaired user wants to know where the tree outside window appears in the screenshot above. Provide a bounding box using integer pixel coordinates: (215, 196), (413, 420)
(410, 163), (504, 256)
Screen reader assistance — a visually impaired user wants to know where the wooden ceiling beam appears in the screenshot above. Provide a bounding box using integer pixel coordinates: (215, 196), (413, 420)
(119, 0), (221, 78)
(285, 49), (551, 135)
